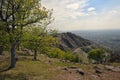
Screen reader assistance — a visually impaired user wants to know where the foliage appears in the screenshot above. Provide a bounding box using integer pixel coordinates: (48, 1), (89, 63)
(0, 30), (10, 51)
(0, 0), (50, 68)
(22, 26), (58, 60)
(42, 47), (83, 63)
(88, 48), (105, 63)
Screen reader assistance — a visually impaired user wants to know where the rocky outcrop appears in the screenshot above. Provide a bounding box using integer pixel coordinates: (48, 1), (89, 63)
(63, 66), (85, 75)
(104, 65), (120, 72)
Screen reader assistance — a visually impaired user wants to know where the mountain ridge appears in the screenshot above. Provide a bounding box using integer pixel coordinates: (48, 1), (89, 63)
(56, 32), (103, 54)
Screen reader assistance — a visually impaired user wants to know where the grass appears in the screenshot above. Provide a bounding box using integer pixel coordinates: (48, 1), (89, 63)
(0, 52), (91, 80)
(0, 52), (120, 80)
(109, 62), (120, 67)
(0, 54), (63, 80)
(0, 52), (10, 71)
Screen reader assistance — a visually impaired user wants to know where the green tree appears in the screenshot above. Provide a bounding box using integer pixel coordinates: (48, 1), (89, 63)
(0, 0), (48, 68)
(22, 26), (58, 60)
(88, 49), (105, 63)
(0, 30), (10, 55)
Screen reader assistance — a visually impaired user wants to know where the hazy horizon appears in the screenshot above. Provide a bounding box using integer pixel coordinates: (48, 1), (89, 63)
(59, 29), (120, 32)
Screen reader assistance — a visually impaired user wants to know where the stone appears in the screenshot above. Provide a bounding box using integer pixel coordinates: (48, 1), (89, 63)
(75, 69), (85, 75)
(63, 67), (69, 71)
(95, 69), (102, 74)
(105, 65), (120, 72)
(68, 66), (79, 69)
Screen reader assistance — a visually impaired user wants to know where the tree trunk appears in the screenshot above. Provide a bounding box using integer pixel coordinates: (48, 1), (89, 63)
(0, 46), (3, 55)
(34, 50), (37, 60)
(9, 44), (16, 69)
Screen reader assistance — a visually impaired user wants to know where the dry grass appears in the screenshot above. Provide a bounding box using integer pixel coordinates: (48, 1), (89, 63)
(0, 52), (120, 80)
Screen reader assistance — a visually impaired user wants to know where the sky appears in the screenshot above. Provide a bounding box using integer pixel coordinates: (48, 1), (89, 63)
(42, 0), (120, 31)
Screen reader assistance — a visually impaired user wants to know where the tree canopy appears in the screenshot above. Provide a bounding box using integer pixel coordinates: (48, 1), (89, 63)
(0, 0), (50, 68)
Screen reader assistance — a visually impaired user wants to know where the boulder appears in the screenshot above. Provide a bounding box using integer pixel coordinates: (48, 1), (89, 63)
(104, 65), (114, 71)
(75, 69), (85, 75)
(95, 69), (102, 74)
(105, 65), (120, 72)
(93, 65), (103, 74)
(63, 66), (85, 76)
(68, 66), (79, 69)
(63, 67), (69, 71)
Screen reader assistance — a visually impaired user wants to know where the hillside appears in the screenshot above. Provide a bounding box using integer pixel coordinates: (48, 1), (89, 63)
(0, 53), (120, 80)
(56, 32), (107, 58)
(57, 32), (99, 52)
(0, 32), (120, 80)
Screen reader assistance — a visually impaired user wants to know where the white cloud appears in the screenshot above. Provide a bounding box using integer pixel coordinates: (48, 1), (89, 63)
(87, 7), (96, 11)
(66, 3), (79, 10)
(42, 0), (120, 31)
(61, 9), (120, 31)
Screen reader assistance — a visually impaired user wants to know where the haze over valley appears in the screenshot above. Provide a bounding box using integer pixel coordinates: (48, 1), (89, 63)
(72, 30), (120, 54)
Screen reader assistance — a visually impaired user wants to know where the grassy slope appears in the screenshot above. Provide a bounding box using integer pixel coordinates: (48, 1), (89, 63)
(0, 53), (120, 80)
(0, 52), (94, 80)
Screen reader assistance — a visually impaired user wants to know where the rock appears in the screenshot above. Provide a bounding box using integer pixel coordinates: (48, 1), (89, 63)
(91, 74), (100, 79)
(112, 67), (120, 72)
(63, 66), (85, 76)
(93, 65), (101, 70)
(93, 65), (103, 74)
(105, 65), (120, 72)
(104, 65), (114, 71)
(63, 67), (69, 71)
(60, 59), (66, 63)
(68, 66), (79, 69)
(75, 69), (85, 75)
(22, 49), (33, 55)
(95, 69), (102, 74)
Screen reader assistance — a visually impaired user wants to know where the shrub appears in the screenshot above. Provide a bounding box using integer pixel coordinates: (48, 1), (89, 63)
(42, 47), (83, 63)
(88, 48), (105, 63)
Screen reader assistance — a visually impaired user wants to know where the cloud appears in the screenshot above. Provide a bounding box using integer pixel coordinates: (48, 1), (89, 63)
(62, 9), (120, 31)
(66, 3), (79, 10)
(87, 7), (96, 11)
(42, 0), (120, 31)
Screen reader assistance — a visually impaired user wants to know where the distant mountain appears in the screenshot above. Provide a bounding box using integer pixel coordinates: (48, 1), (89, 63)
(56, 32), (107, 60)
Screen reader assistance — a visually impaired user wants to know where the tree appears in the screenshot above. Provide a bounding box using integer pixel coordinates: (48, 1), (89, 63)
(22, 26), (58, 60)
(88, 49), (105, 63)
(0, 0), (48, 69)
(0, 30), (10, 55)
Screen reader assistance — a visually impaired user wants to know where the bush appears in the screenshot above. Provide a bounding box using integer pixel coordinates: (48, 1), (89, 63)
(42, 47), (83, 63)
(88, 48), (105, 63)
